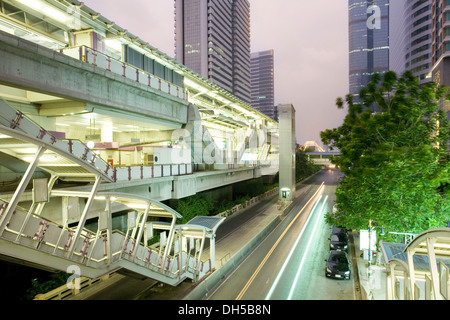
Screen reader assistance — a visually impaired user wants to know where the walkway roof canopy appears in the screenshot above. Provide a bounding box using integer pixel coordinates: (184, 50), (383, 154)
(381, 228), (450, 276)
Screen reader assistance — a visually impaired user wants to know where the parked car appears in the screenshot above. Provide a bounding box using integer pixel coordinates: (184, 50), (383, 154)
(329, 226), (349, 252)
(325, 250), (352, 280)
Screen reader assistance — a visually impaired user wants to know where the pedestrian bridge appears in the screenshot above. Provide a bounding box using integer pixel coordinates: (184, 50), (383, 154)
(306, 152), (341, 166)
(0, 97), (224, 286)
(381, 228), (450, 300)
(0, 0), (278, 287)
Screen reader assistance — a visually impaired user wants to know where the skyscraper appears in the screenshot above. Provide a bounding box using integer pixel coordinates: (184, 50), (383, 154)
(174, 0), (251, 104)
(348, 0), (390, 105)
(390, 0), (432, 84)
(431, 0), (450, 118)
(251, 50), (275, 120)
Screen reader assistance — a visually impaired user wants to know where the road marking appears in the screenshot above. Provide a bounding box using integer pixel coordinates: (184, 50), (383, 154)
(287, 195), (328, 299)
(265, 194), (324, 300)
(235, 182), (325, 300)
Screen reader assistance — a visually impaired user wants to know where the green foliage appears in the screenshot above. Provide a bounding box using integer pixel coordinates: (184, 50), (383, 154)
(296, 149), (321, 182)
(233, 179), (266, 198)
(321, 71), (450, 235)
(173, 194), (215, 224)
(24, 272), (70, 300)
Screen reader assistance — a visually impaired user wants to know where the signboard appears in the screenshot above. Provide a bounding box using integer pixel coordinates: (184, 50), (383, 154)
(360, 229), (377, 251)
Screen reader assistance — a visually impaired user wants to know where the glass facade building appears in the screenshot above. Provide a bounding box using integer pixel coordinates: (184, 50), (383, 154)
(174, 0), (251, 104)
(251, 50), (275, 120)
(348, 0), (390, 104)
(390, 0), (432, 84)
(431, 0), (450, 119)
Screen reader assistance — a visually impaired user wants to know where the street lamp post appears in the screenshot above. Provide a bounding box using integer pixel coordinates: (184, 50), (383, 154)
(368, 221), (384, 278)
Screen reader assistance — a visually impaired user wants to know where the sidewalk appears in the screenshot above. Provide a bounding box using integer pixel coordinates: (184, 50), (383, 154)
(353, 232), (387, 300)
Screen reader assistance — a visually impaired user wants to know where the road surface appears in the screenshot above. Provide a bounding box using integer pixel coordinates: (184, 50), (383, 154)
(207, 168), (356, 300)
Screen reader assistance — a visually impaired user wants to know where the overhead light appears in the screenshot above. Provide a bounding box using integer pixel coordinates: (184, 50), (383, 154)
(15, 0), (73, 26)
(22, 155), (57, 162)
(126, 203), (150, 209)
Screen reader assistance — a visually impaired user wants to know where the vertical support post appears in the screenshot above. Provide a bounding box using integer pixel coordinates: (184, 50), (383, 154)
(195, 229), (206, 280)
(0, 146), (46, 234)
(426, 237), (443, 300)
(68, 175), (101, 258)
(386, 267), (393, 300)
(105, 197), (112, 264)
(277, 104), (295, 202)
(407, 249), (416, 300)
(210, 235), (216, 270)
(161, 214), (177, 270)
(131, 203), (151, 260)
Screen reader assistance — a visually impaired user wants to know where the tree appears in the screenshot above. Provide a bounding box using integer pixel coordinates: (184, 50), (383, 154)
(321, 71), (450, 236)
(295, 149), (320, 182)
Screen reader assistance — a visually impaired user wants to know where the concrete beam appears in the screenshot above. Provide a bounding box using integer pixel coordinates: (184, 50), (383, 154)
(0, 30), (188, 129)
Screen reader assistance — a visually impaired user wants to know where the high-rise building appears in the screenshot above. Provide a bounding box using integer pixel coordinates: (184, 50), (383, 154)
(390, 0), (432, 84)
(251, 50), (275, 120)
(348, 0), (390, 105)
(431, 0), (450, 118)
(174, 0), (251, 104)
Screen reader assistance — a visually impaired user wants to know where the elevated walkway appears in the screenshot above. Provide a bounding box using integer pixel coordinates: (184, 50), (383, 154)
(0, 98), (224, 286)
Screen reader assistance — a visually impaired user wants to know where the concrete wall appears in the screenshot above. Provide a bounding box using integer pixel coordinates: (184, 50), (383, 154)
(278, 104), (296, 201)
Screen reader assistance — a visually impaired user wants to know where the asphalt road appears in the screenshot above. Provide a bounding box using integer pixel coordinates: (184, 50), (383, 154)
(207, 168), (356, 300)
(77, 169), (356, 300)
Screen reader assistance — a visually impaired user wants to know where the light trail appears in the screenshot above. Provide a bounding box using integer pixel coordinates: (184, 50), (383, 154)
(287, 195), (328, 300)
(264, 194), (324, 300)
(236, 182), (325, 300)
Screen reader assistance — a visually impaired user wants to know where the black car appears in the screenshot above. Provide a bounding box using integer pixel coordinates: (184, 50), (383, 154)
(325, 250), (352, 280)
(329, 226), (349, 252)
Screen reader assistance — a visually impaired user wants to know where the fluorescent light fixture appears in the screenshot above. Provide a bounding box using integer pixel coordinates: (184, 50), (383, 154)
(104, 39), (123, 52)
(22, 155), (57, 162)
(184, 78), (209, 93)
(126, 203), (150, 209)
(15, 0), (72, 25)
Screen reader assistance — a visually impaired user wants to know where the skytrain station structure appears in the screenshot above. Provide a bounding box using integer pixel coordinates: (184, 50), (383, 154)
(0, 0), (279, 285)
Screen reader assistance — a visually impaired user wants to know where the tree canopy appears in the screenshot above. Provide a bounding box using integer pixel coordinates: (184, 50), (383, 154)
(320, 71), (450, 236)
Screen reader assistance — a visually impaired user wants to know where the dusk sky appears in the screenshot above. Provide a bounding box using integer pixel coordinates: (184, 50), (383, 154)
(82, 0), (349, 148)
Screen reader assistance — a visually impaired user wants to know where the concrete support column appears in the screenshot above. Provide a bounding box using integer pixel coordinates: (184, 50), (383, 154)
(101, 125), (113, 143)
(210, 236), (215, 270)
(278, 104), (296, 201)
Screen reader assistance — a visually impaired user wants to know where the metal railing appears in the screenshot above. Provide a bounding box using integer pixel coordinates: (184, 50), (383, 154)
(0, 98), (194, 183)
(1, 199), (211, 284)
(59, 46), (188, 102)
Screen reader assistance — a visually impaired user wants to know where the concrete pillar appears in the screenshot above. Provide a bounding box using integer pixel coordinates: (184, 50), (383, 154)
(210, 236), (215, 270)
(277, 104), (296, 201)
(101, 125), (113, 143)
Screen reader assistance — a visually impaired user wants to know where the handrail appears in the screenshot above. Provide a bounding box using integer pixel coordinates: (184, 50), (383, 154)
(59, 46), (188, 102)
(2, 201), (210, 283)
(0, 98), (194, 183)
